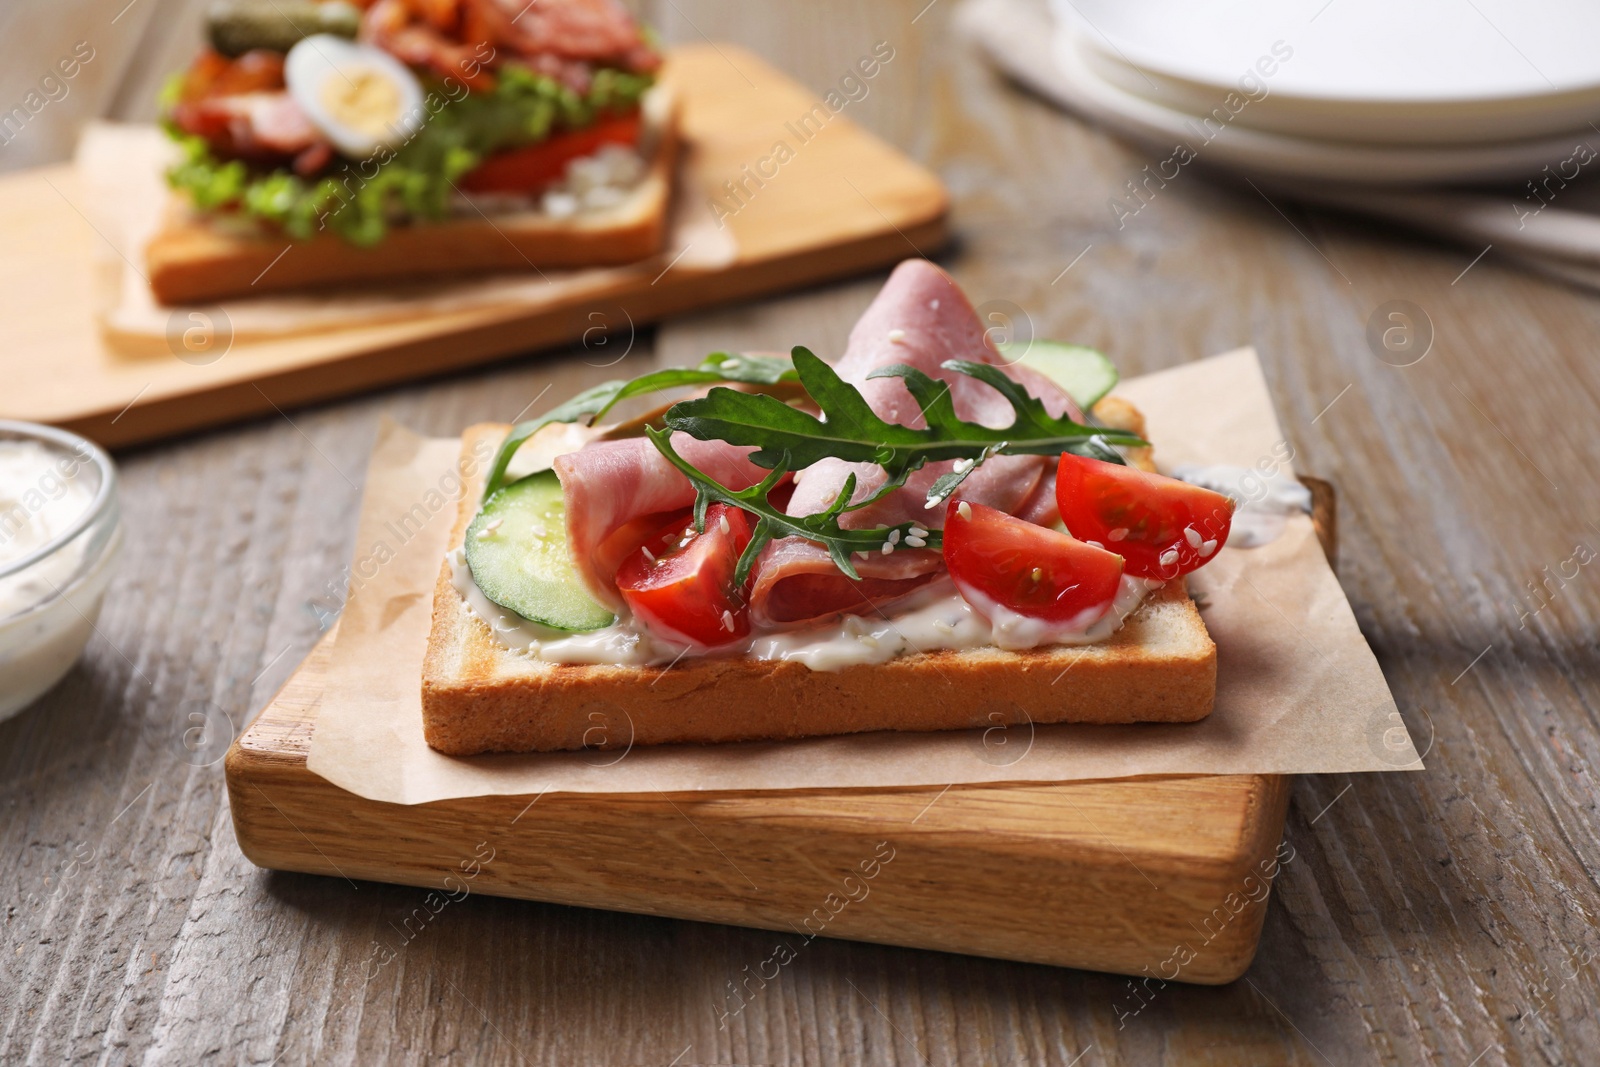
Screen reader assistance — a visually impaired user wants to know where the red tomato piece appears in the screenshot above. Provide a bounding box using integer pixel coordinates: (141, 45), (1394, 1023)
(616, 504), (754, 647)
(458, 112), (642, 193)
(1055, 453), (1235, 580)
(943, 501), (1124, 625)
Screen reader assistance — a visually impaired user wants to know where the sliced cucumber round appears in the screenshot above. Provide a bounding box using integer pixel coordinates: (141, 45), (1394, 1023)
(997, 340), (1119, 410)
(465, 471), (616, 632)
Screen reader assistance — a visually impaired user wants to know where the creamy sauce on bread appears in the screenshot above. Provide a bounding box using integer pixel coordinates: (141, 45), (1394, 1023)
(450, 548), (1161, 671)
(1171, 464), (1312, 548)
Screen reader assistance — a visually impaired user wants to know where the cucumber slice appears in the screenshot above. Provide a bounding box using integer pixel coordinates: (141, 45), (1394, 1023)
(465, 471), (616, 632)
(996, 340), (1119, 410)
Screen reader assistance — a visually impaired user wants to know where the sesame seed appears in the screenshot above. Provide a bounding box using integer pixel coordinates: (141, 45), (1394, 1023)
(888, 328), (907, 343)
(924, 495), (943, 510)
(719, 514), (731, 535)
(855, 550), (867, 560)
(721, 609), (736, 632)
(1159, 548), (1179, 566)
(641, 546), (655, 564)
(881, 541), (894, 555)
(1200, 539), (1218, 557)
(1184, 526), (1202, 548)
(953, 458), (973, 473)
(1108, 528), (1128, 541)
(888, 529), (901, 545)
(933, 618), (953, 633)
(905, 535), (927, 548)
(929, 299), (940, 310)
(958, 501), (972, 520)
(532, 523), (548, 538)
(909, 525), (928, 538)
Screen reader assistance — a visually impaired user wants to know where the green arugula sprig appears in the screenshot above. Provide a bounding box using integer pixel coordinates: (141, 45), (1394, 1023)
(483, 352), (796, 499)
(646, 427), (937, 584)
(483, 343), (1142, 584)
(647, 346), (1146, 580)
(662, 346), (1144, 507)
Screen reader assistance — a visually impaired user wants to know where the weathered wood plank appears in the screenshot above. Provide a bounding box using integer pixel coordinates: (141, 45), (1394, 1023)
(3, 0), (1600, 1062)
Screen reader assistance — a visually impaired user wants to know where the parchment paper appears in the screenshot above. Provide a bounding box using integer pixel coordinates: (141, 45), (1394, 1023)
(306, 347), (1421, 804)
(75, 123), (736, 348)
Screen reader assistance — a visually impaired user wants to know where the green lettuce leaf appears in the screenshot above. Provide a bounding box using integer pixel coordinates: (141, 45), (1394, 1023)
(164, 64), (653, 245)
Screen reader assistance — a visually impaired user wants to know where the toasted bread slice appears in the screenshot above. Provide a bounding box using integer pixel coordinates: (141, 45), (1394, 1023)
(420, 409), (1216, 756)
(146, 89), (677, 306)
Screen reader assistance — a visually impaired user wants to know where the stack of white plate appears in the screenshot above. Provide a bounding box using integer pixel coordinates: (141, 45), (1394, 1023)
(1048, 0), (1600, 185)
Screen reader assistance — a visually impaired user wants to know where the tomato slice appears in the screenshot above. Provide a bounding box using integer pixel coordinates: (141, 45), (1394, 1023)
(459, 112), (643, 194)
(1055, 453), (1234, 580)
(944, 501), (1123, 626)
(615, 504), (754, 647)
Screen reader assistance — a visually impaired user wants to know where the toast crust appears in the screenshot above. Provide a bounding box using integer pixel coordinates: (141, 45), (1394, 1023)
(146, 94), (678, 305)
(420, 418), (1217, 755)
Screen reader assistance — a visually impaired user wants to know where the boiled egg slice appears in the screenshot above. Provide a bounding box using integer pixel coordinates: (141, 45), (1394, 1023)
(285, 34), (424, 158)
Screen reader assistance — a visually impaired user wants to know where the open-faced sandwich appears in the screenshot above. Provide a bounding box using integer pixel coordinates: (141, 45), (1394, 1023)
(148, 0), (671, 304)
(422, 259), (1237, 754)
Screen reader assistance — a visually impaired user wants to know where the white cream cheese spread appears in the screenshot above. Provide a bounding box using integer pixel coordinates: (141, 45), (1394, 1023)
(450, 547), (1160, 671)
(1171, 463), (1312, 548)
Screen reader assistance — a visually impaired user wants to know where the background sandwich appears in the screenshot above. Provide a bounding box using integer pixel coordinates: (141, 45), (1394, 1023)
(148, 0), (671, 303)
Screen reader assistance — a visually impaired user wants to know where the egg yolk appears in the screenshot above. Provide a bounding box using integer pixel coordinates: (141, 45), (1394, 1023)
(319, 66), (403, 140)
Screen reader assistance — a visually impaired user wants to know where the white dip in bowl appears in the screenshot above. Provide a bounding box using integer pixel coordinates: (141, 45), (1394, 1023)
(0, 422), (121, 721)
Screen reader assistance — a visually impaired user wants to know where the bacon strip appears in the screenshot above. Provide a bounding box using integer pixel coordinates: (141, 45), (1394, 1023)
(554, 434), (769, 609)
(748, 259), (1082, 627)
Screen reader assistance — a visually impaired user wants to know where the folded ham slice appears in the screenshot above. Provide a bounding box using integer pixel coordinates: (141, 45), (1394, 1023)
(749, 259), (1082, 627)
(554, 433), (768, 609)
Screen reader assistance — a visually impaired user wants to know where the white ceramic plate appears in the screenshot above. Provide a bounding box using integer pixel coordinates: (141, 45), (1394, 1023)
(1049, 26), (1600, 184)
(1053, 0), (1600, 145)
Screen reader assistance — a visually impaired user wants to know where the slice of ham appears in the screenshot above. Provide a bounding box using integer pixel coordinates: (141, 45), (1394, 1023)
(554, 433), (769, 610)
(749, 259), (1083, 627)
(172, 91), (329, 165)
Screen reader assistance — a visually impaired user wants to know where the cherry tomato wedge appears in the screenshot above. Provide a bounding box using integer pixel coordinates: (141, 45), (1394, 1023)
(616, 504), (754, 647)
(1055, 453), (1234, 580)
(944, 501), (1124, 625)
(459, 112), (643, 194)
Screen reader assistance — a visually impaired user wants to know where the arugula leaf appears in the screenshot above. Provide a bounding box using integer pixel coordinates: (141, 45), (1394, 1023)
(922, 442), (1007, 508)
(663, 346), (1145, 504)
(482, 353), (796, 499)
(645, 426), (941, 586)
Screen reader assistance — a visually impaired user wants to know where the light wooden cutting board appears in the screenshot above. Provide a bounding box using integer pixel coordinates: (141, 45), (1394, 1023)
(0, 44), (948, 448)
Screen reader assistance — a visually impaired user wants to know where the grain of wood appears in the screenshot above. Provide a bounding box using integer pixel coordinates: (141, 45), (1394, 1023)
(3, 0), (1600, 1063)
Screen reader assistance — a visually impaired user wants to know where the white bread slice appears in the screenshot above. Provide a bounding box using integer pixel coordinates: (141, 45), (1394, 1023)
(146, 89), (678, 306)
(420, 403), (1216, 756)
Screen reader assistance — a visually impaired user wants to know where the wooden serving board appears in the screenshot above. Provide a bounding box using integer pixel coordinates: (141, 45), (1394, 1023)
(226, 483), (1335, 984)
(0, 44), (947, 449)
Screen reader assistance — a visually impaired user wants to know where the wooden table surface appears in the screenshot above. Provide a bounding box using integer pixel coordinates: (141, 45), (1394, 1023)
(5, 1), (1599, 1064)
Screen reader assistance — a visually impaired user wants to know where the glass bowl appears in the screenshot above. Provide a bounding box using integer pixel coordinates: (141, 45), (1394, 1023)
(0, 421), (121, 721)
